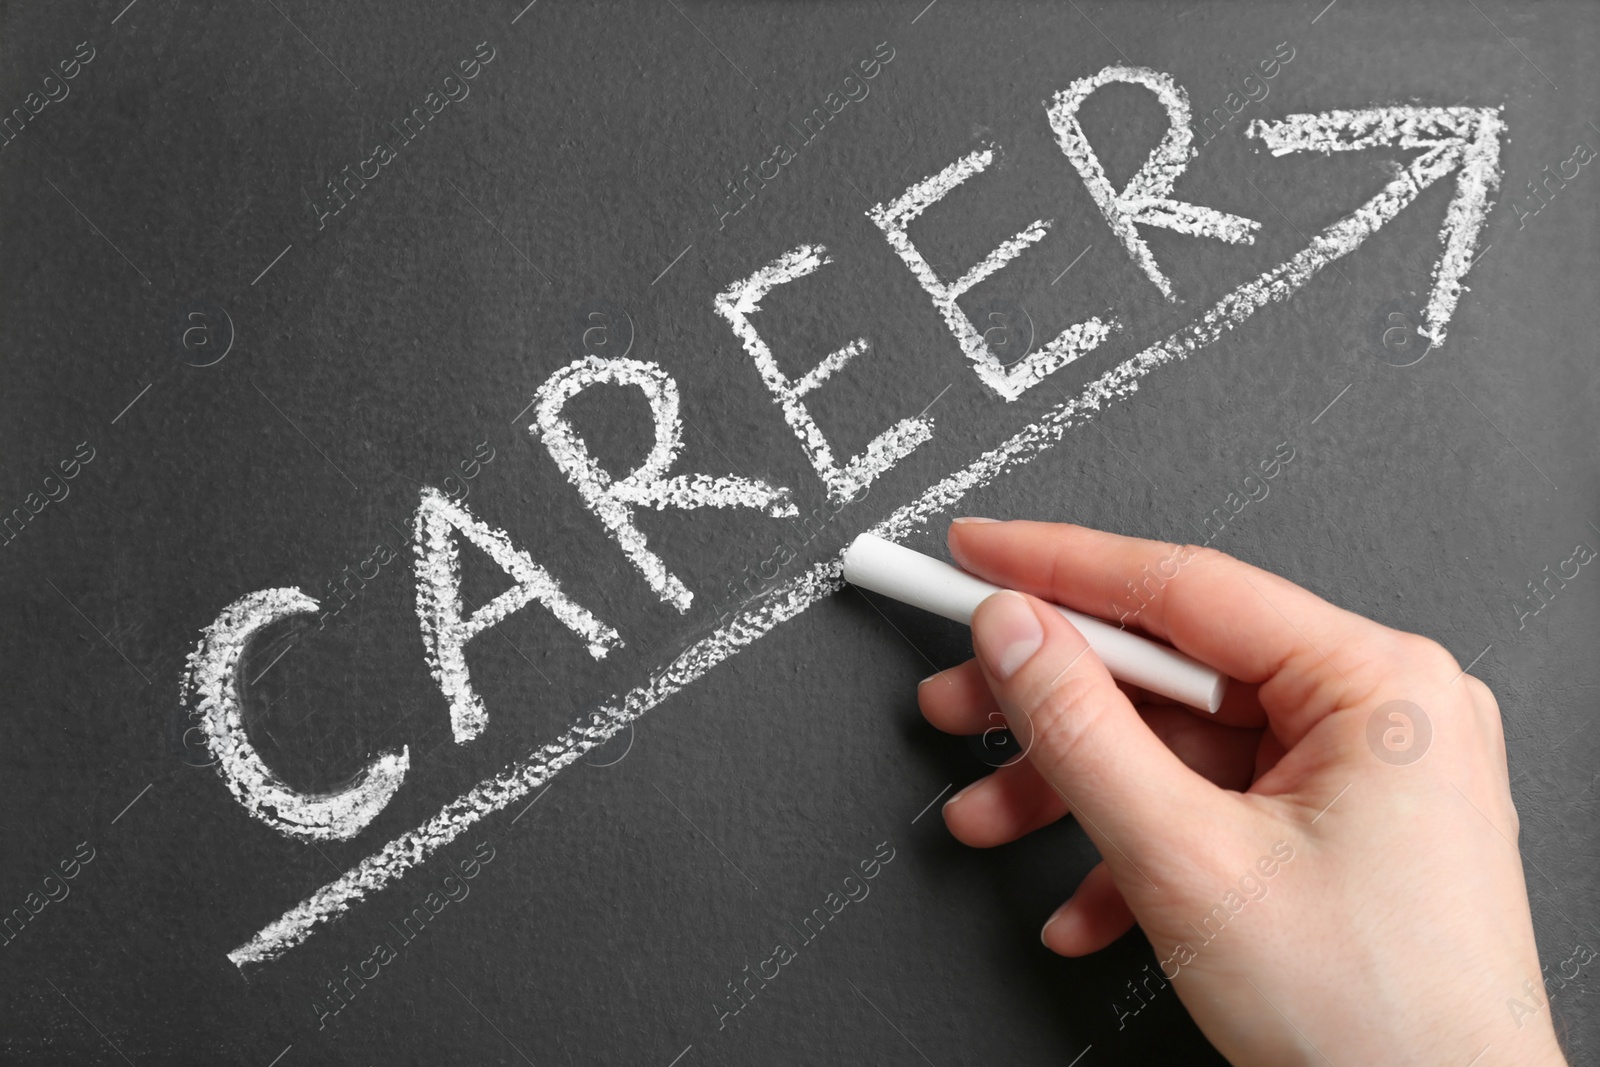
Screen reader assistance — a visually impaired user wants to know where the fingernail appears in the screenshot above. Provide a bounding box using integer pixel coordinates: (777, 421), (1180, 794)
(975, 591), (1043, 681)
(1040, 904), (1069, 946)
(952, 516), (1000, 524)
(944, 779), (981, 812)
(917, 670), (943, 689)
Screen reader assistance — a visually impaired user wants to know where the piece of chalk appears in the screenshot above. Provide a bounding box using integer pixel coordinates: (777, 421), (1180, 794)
(842, 533), (1227, 714)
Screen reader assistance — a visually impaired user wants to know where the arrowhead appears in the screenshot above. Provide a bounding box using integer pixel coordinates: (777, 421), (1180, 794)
(1247, 106), (1505, 346)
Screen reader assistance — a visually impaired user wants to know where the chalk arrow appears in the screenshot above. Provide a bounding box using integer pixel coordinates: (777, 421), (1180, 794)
(1247, 106), (1505, 347)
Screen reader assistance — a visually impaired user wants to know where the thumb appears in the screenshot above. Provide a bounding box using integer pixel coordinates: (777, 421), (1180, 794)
(971, 590), (1215, 885)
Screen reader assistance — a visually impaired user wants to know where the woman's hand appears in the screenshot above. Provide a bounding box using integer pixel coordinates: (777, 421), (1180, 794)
(918, 519), (1567, 1066)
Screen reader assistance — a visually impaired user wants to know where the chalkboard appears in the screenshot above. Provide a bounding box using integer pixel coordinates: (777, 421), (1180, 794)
(2, 0), (1597, 1062)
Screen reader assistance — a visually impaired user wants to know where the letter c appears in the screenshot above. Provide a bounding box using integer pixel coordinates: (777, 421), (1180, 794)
(184, 588), (409, 841)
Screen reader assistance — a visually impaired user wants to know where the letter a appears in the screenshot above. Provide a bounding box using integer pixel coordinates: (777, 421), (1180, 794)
(414, 487), (623, 743)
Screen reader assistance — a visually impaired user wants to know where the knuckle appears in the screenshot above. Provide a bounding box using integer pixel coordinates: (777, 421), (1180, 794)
(1022, 667), (1110, 772)
(1396, 634), (1460, 680)
(1463, 674), (1497, 708)
(1178, 543), (1228, 573)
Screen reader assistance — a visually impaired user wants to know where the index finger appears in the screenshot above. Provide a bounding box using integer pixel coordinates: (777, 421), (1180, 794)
(947, 519), (1409, 742)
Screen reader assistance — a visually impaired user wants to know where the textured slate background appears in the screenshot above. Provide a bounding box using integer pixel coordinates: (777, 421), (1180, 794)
(0, 0), (1595, 1063)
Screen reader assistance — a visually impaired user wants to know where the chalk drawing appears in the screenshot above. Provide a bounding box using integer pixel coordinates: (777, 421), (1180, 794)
(715, 245), (934, 505)
(414, 486), (624, 743)
(532, 355), (797, 613)
(1048, 65), (1261, 301)
(228, 102), (1502, 968)
(185, 588), (410, 841)
(869, 147), (1117, 401)
(1247, 105), (1504, 346)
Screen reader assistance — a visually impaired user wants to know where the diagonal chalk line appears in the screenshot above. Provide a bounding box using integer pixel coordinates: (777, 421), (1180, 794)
(227, 130), (1487, 969)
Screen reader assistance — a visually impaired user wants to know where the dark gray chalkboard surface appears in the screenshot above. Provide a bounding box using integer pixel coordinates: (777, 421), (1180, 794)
(2, 0), (1596, 1062)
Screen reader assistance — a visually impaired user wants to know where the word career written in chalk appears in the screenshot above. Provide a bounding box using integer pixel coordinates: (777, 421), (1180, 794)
(179, 66), (1504, 963)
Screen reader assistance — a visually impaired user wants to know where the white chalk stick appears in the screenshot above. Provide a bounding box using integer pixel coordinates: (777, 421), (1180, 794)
(842, 533), (1226, 713)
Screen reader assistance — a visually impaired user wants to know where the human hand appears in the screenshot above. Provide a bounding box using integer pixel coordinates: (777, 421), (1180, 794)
(918, 519), (1568, 1066)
